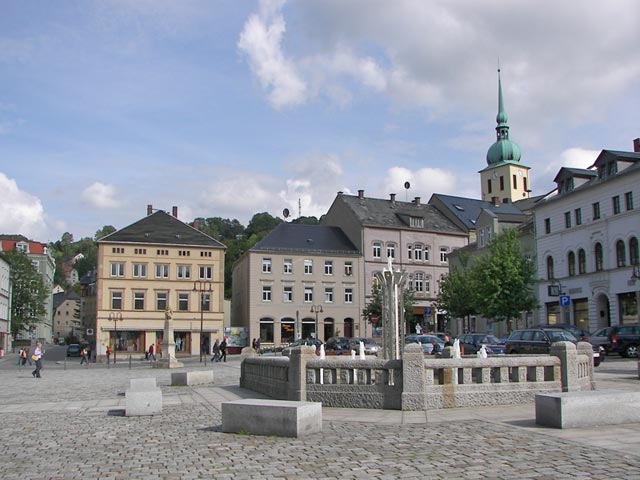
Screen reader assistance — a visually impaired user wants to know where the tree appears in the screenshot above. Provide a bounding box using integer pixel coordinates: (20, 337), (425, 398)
(362, 281), (417, 332)
(245, 212), (282, 237)
(3, 251), (48, 337)
(94, 225), (116, 241)
(473, 228), (538, 333)
(435, 252), (479, 333)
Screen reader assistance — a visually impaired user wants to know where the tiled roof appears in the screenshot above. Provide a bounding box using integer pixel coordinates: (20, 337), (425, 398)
(430, 193), (526, 231)
(0, 239), (47, 255)
(252, 223), (359, 255)
(99, 211), (225, 248)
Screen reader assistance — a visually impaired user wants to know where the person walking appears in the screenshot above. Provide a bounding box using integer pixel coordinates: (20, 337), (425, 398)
(148, 343), (156, 361)
(80, 346), (89, 365)
(105, 345), (111, 364)
(255, 338), (261, 355)
(31, 341), (44, 378)
(25, 347), (33, 366)
(211, 340), (220, 362)
(18, 348), (25, 367)
(219, 339), (227, 362)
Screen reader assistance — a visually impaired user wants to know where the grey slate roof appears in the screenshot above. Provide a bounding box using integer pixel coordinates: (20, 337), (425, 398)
(333, 194), (466, 234)
(553, 167), (597, 183)
(429, 193), (527, 231)
(252, 223), (359, 255)
(98, 211), (225, 248)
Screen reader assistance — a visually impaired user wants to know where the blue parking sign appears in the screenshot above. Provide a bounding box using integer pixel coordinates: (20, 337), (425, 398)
(559, 295), (571, 307)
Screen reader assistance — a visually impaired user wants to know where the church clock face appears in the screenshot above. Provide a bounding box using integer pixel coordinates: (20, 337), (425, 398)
(492, 172), (498, 180)
(518, 171), (523, 177)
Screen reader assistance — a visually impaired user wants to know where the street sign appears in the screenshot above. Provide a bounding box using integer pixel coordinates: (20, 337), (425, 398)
(559, 295), (571, 307)
(425, 307), (432, 316)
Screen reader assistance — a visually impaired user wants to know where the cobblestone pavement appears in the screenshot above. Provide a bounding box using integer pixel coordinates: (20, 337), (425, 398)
(1, 354), (640, 479)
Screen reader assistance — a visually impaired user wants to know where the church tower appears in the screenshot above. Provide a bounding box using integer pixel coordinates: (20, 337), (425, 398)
(479, 70), (531, 203)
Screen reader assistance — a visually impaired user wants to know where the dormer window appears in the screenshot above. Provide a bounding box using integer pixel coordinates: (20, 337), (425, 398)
(16, 241), (29, 253)
(409, 216), (424, 228)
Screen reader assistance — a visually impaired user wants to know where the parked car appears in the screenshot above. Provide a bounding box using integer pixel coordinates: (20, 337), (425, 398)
(405, 334), (445, 354)
(281, 339), (322, 357)
(457, 333), (506, 355)
(505, 327), (602, 366)
(608, 325), (640, 358)
(57, 338), (66, 346)
(66, 344), (81, 357)
(588, 327), (613, 355)
(348, 337), (380, 356)
(324, 336), (350, 354)
(535, 323), (590, 340)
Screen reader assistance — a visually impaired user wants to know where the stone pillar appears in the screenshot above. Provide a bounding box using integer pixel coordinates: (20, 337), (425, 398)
(288, 346), (317, 401)
(576, 342), (596, 390)
(401, 343), (427, 411)
(550, 341), (579, 392)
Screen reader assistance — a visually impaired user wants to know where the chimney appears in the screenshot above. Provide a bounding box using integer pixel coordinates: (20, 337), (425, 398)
(413, 197), (421, 206)
(491, 196), (501, 206)
(172, 206), (178, 218)
(358, 189), (365, 200)
(389, 193), (396, 205)
(147, 204), (153, 216)
(634, 138), (640, 153)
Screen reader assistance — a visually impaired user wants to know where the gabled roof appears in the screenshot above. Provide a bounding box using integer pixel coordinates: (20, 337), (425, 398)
(331, 194), (466, 235)
(553, 167), (596, 183)
(429, 193), (526, 231)
(99, 211), (225, 248)
(0, 239), (48, 255)
(252, 223), (359, 255)
(593, 149), (640, 168)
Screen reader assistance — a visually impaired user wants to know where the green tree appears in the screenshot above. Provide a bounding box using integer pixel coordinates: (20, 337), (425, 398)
(245, 212), (282, 236)
(94, 225), (116, 241)
(3, 251), (48, 337)
(192, 217), (245, 241)
(473, 228), (538, 333)
(435, 252), (479, 332)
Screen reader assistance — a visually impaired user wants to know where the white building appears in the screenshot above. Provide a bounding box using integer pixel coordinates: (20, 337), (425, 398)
(0, 256), (10, 354)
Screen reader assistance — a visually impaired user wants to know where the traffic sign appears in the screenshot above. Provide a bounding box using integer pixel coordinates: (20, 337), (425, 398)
(559, 295), (571, 307)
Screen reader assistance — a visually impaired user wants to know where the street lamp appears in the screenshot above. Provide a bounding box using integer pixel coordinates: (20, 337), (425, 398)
(310, 304), (323, 341)
(107, 312), (123, 364)
(193, 281), (213, 362)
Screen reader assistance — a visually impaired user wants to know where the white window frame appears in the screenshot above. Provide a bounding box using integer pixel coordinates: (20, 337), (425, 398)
(304, 259), (313, 275)
(177, 292), (189, 311)
(386, 243), (396, 259)
(110, 262), (125, 277)
(373, 242), (382, 259)
(155, 264), (169, 279)
(262, 258), (272, 274)
(440, 247), (448, 263)
(133, 291), (145, 310)
(156, 292), (168, 311)
(283, 259), (293, 274)
(324, 260), (333, 275)
(324, 287), (334, 303)
(344, 261), (353, 276)
(111, 291), (123, 310)
(199, 265), (213, 280)
(132, 263), (147, 278)
(177, 265), (191, 279)
(262, 286), (272, 302)
(283, 286), (293, 303)
(304, 287), (313, 303)
(344, 288), (353, 304)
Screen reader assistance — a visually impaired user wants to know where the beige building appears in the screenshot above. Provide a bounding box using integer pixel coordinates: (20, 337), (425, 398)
(96, 206), (225, 359)
(232, 223), (363, 346)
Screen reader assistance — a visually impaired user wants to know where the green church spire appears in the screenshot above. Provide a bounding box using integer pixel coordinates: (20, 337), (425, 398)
(486, 68), (521, 166)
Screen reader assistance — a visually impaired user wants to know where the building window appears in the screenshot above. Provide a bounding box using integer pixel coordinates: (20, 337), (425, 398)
(616, 240), (626, 268)
(262, 286), (272, 302)
(134, 292), (145, 310)
(177, 265), (191, 279)
(111, 291), (123, 310)
(407, 244), (413, 260)
(304, 260), (313, 275)
(593, 202), (601, 220)
(630, 237), (639, 265)
(425, 275), (431, 293)
(439, 247), (448, 263)
(373, 242), (382, 259)
(259, 319), (274, 343)
(546, 256), (554, 280)
(499, 176), (504, 191)
(479, 229), (485, 247)
(544, 218), (551, 234)
(625, 191), (634, 211)
(423, 246), (430, 262)
(486, 227), (492, 243)
(414, 272), (424, 292)
(487, 179), (492, 194)
(199, 265), (213, 280)
(410, 217), (424, 228)
(156, 292), (167, 311)
(324, 261), (333, 275)
(344, 288), (353, 304)
(523, 177), (528, 192)
(578, 249), (587, 275)
(132, 263), (147, 278)
(595, 242), (604, 272)
(283, 286), (293, 303)
(283, 259), (293, 274)
(201, 292), (211, 311)
(512, 174), (517, 189)
(613, 195), (621, 215)
(134, 248), (146, 255)
(324, 287), (334, 303)
(387, 243), (396, 259)
(155, 264), (169, 279)
(568, 252), (576, 277)
(575, 208), (582, 226)
(344, 261), (353, 276)
(262, 258), (272, 274)
(178, 293), (189, 311)
(564, 212), (571, 228)
(304, 287), (313, 303)
(414, 244), (424, 261)
(110, 262), (124, 277)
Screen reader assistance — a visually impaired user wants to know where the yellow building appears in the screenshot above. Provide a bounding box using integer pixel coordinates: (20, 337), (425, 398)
(96, 206), (225, 360)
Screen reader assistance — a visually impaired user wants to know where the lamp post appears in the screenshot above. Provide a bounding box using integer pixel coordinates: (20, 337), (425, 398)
(193, 281), (213, 362)
(310, 304), (323, 341)
(107, 312), (123, 364)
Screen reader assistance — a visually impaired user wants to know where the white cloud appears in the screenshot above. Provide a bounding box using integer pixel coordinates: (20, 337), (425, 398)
(81, 182), (122, 209)
(382, 166), (458, 201)
(0, 172), (47, 238)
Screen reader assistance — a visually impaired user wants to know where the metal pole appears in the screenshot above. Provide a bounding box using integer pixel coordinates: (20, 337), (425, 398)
(200, 289), (204, 363)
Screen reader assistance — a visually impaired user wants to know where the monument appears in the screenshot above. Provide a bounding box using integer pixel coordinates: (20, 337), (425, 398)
(374, 257), (408, 360)
(154, 307), (184, 369)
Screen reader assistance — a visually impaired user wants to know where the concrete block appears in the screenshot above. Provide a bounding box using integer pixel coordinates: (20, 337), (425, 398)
(171, 370), (214, 386)
(125, 388), (162, 416)
(222, 399), (322, 437)
(536, 390), (640, 428)
(129, 378), (157, 390)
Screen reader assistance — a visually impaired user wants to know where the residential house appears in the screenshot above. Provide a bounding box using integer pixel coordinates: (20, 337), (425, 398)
(79, 270), (97, 346)
(52, 291), (81, 341)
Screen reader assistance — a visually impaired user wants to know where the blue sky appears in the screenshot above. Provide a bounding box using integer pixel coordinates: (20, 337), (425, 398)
(1, 0), (639, 242)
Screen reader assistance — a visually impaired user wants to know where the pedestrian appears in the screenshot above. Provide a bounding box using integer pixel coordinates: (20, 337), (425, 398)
(80, 347), (89, 365)
(106, 345), (111, 364)
(431, 341), (441, 356)
(219, 339), (227, 362)
(416, 323), (423, 335)
(31, 341), (44, 378)
(211, 339), (220, 362)
(252, 338), (256, 351)
(148, 343), (156, 361)
(255, 338), (261, 355)
(17, 348), (23, 366)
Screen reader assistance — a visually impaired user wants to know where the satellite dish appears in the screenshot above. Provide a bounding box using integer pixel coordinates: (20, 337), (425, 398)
(283, 208), (290, 218)
(404, 181), (410, 189)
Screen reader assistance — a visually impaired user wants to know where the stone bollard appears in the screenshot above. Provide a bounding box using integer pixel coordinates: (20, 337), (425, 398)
(550, 341), (579, 392)
(401, 343), (427, 410)
(288, 346), (317, 402)
(576, 342), (596, 390)
(240, 346), (257, 358)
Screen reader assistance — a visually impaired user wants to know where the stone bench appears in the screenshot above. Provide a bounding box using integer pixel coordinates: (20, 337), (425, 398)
(171, 370), (214, 386)
(535, 390), (640, 428)
(222, 399), (322, 437)
(125, 377), (162, 416)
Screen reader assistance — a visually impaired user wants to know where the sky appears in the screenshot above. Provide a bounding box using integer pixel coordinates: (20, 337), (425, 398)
(1, 0), (639, 243)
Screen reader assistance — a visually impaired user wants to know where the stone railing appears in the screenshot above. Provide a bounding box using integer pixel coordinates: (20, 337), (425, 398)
(239, 341), (594, 411)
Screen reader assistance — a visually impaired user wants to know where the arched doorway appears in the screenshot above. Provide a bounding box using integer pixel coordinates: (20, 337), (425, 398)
(594, 293), (611, 329)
